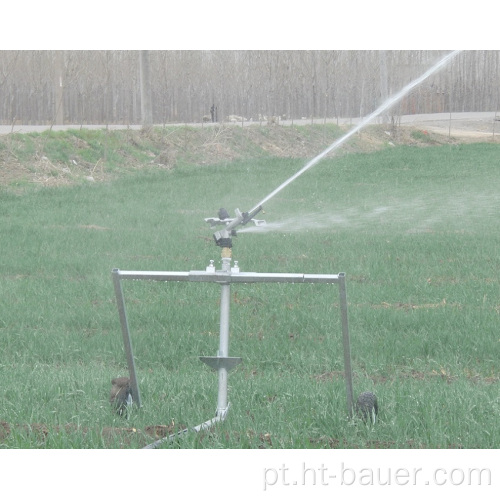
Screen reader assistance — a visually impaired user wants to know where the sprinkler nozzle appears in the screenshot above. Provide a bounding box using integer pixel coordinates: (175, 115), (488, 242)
(241, 205), (263, 225)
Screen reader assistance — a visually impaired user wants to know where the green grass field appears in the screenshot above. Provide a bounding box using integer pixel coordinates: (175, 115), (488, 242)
(1, 139), (499, 448)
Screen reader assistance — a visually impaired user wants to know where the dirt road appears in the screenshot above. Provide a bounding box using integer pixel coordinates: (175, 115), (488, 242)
(1, 112), (498, 139)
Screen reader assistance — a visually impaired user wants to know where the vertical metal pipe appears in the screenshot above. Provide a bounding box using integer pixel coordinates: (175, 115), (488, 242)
(217, 257), (232, 414)
(338, 272), (354, 418)
(112, 269), (142, 407)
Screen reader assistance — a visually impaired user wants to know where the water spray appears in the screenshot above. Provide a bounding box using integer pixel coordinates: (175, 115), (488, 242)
(202, 51), (460, 244)
(248, 51), (461, 214)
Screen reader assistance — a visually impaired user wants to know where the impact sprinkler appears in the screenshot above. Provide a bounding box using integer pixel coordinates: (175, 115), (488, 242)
(205, 205), (266, 251)
(109, 53), (468, 445)
(111, 202), (367, 448)
(112, 204), (358, 447)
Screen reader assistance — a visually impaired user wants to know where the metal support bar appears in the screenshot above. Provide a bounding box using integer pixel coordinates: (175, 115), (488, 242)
(338, 272), (354, 418)
(216, 256), (232, 415)
(113, 269), (342, 284)
(217, 281), (230, 414)
(112, 268), (142, 407)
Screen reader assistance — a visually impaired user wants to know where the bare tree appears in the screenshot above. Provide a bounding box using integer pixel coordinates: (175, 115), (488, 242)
(54, 51), (64, 126)
(1, 51), (499, 126)
(379, 51), (389, 124)
(140, 50), (153, 130)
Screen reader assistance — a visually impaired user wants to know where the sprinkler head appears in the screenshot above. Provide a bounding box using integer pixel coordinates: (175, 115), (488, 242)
(205, 206), (266, 247)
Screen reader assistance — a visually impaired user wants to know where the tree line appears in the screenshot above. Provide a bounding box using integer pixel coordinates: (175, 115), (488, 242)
(0, 50), (498, 126)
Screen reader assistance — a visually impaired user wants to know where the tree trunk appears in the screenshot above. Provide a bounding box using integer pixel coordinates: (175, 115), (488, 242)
(379, 51), (389, 124)
(54, 51), (64, 125)
(140, 50), (153, 130)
